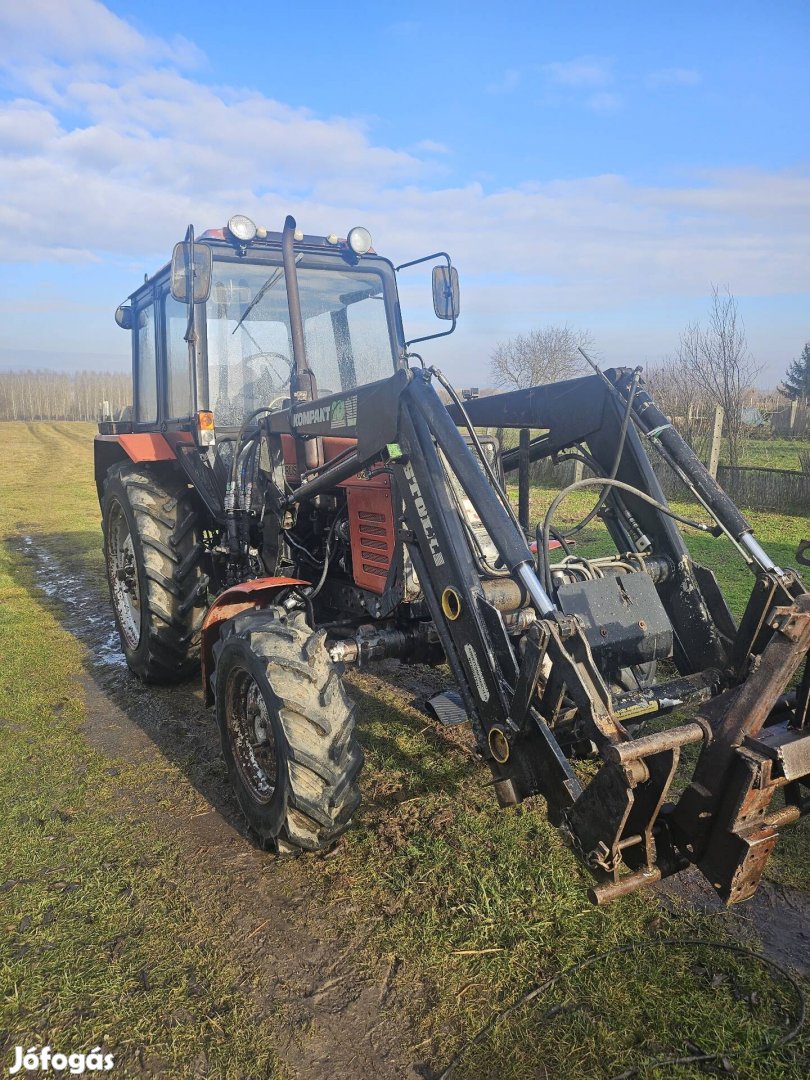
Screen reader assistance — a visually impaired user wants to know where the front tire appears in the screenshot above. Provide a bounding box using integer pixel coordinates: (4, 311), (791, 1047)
(102, 462), (208, 683)
(213, 607), (363, 852)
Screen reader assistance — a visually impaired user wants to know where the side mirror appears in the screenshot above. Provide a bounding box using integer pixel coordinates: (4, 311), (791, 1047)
(171, 234), (212, 303)
(114, 305), (132, 330)
(432, 265), (460, 321)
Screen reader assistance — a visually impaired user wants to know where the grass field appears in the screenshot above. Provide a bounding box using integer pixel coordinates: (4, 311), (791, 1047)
(489, 426), (810, 474)
(1, 422), (808, 1079)
(723, 436), (810, 472)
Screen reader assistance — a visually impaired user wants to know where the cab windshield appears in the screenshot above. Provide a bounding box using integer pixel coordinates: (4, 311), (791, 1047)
(205, 257), (397, 426)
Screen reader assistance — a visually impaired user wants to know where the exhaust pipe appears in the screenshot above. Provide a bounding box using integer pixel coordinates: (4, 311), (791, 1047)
(282, 215), (322, 470)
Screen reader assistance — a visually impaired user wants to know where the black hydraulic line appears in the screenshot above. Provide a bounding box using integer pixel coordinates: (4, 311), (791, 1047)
(306, 507), (347, 601)
(563, 444), (649, 552)
(624, 379), (753, 540)
(430, 367), (524, 535)
(412, 372), (534, 575)
(550, 526), (571, 556)
(283, 448), (364, 507)
(541, 477), (717, 594)
(229, 407), (273, 489)
(501, 432), (553, 473)
(301, 443), (357, 480)
(607, 368), (782, 573)
(225, 406), (275, 556)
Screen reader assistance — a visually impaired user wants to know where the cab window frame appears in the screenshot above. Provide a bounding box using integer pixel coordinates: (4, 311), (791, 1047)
(132, 287), (159, 427)
(197, 249), (405, 427)
(159, 285), (198, 423)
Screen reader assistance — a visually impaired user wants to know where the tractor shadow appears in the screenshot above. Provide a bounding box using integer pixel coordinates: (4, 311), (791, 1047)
(5, 531), (475, 851)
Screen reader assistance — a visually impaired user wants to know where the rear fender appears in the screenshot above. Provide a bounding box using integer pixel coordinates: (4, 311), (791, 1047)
(94, 433), (176, 502)
(200, 578), (307, 704)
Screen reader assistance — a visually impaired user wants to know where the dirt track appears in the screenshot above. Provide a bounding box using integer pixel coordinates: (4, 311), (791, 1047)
(15, 535), (431, 1079)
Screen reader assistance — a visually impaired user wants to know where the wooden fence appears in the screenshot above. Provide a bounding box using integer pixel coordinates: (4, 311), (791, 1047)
(771, 400), (810, 438)
(521, 456), (809, 515)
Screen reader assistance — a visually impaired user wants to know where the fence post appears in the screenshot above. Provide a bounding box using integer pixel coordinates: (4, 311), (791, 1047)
(789, 399), (798, 435)
(708, 404), (724, 479)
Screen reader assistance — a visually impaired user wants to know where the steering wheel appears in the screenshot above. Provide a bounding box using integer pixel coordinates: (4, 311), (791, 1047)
(241, 351), (291, 388)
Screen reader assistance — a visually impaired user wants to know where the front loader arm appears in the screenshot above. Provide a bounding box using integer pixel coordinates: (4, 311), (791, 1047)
(281, 366), (810, 906)
(392, 372), (632, 812)
(417, 369), (810, 904)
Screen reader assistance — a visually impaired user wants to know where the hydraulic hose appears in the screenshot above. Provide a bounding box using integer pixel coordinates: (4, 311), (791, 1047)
(541, 477), (717, 594)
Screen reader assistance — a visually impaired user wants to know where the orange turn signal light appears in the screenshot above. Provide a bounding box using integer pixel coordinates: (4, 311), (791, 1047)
(196, 410), (215, 446)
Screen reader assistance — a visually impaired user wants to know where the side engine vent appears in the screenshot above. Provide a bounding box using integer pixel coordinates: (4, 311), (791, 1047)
(347, 486), (395, 594)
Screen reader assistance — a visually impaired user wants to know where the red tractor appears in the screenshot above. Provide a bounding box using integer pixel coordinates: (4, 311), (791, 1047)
(96, 214), (810, 903)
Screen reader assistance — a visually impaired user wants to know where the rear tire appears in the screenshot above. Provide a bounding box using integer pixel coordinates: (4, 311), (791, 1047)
(213, 607), (363, 852)
(102, 462), (208, 683)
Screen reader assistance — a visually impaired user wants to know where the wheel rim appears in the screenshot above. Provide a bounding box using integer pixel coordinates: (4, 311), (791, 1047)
(107, 500), (141, 649)
(225, 667), (278, 804)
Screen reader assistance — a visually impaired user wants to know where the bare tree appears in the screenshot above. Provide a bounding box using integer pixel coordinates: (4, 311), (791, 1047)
(490, 326), (592, 390)
(644, 356), (712, 459)
(674, 285), (761, 468)
(0, 370), (131, 422)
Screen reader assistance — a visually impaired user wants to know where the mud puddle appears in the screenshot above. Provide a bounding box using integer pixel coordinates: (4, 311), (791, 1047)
(13, 536), (427, 1079)
(657, 868), (810, 976)
(20, 535), (127, 669)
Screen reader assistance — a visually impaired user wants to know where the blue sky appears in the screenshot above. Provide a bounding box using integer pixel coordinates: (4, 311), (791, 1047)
(0, 0), (808, 386)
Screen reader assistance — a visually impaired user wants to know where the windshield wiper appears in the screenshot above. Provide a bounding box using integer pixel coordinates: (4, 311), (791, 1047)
(231, 254), (302, 335)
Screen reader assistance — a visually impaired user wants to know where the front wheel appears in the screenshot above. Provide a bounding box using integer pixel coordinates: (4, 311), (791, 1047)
(213, 607), (363, 852)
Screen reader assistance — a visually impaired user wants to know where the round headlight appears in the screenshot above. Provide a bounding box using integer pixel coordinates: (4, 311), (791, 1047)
(227, 214), (257, 242)
(347, 226), (372, 255)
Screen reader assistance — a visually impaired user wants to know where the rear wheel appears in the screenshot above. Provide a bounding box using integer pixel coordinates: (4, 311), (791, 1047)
(102, 462), (208, 682)
(213, 607), (363, 852)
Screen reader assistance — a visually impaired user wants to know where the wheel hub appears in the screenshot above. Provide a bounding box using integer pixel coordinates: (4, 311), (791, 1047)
(225, 669), (278, 805)
(107, 503), (141, 649)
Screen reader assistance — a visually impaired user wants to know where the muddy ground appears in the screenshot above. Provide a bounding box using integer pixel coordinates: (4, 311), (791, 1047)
(15, 535), (434, 1078)
(11, 534), (810, 1077)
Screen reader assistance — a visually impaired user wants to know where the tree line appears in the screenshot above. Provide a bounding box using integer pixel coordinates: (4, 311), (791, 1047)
(0, 370), (131, 422)
(489, 287), (808, 469)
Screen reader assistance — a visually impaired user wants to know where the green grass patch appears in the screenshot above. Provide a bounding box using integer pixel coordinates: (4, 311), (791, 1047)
(723, 436), (810, 472)
(0, 424), (283, 1077)
(319, 678), (809, 1077)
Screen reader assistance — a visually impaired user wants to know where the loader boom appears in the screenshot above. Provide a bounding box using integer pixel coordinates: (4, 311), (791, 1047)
(269, 361), (810, 904)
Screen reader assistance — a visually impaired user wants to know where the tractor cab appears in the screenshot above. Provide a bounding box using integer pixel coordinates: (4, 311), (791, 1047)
(110, 214), (458, 442)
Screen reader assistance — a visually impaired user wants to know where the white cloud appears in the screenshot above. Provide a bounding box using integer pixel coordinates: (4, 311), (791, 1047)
(0, 2), (807, 385)
(486, 68), (520, 94)
(412, 139), (451, 154)
(0, 0), (201, 70)
(586, 91), (622, 113)
(542, 56), (612, 88)
(647, 67), (701, 88)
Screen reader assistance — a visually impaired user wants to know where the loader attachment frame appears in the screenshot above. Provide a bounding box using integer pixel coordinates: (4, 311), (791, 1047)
(277, 364), (810, 904)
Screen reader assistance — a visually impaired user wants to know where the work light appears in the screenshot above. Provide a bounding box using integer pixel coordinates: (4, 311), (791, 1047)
(227, 215), (257, 242)
(347, 226), (372, 255)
